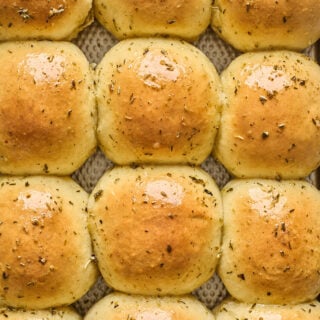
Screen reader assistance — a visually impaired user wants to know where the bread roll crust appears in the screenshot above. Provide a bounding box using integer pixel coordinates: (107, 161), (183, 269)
(211, 0), (320, 51)
(88, 166), (222, 295)
(0, 41), (97, 175)
(219, 179), (320, 304)
(214, 298), (320, 320)
(96, 38), (222, 165)
(0, 176), (98, 309)
(85, 292), (215, 320)
(94, 0), (211, 40)
(0, 307), (81, 320)
(214, 51), (320, 179)
(0, 0), (93, 40)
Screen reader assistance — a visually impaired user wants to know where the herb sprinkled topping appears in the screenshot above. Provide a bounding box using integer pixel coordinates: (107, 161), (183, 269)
(18, 8), (32, 21)
(94, 190), (103, 201)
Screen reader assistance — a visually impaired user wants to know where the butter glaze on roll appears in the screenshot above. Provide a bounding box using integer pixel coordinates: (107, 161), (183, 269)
(0, 0), (93, 41)
(214, 298), (320, 320)
(88, 166), (222, 295)
(96, 38), (222, 165)
(85, 292), (215, 320)
(214, 51), (320, 179)
(211, 0), (320, 51)
(0, 41), (97, 175)
(0, 307), (81, 320)
(94, 0), (211, 41)
(0, 176), (98, 309)
(219, 179), (320, 304)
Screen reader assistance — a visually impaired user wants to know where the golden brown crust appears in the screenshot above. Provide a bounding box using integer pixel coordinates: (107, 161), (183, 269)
(94, 0), (211, 40)
(0, 176), (98, 309)
(0, 41), (97, 175)
(88, 166), (222, 295)
(96, 38), (222, 165)
(85, 293), (215, 320)
(214, 51), (320, 179)
(0, 0), (93, 40)
(214, 298), (320, 320)
(211, 0), (320, 51)
(0, 307), (81, 320)
(219, 179), (320, 304)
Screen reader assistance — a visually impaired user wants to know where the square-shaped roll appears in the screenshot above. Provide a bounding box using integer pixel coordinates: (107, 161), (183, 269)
(88, 166), (222, 295)
(0, 41), (97, 175)
(95, 38), (222, 165)
(94, 0), (211, 41)
(0, 0), (93, 41)
(0, 176), (98, 309)
(219, 179), (320, 304)
(211, 0), (320, 51)
(85, 292), (215, 320)
(0, 307), (81, 320)
(214, 51), (320, 179)
(214, 298), (320, 320)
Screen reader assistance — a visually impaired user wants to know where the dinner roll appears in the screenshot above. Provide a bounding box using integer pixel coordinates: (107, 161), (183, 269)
(85, 292), (215, 320)
(0, 176), (98, 309)
(96, 38), (222, 165)
(88, 165), (222, 295)
(0, 307), (81, 320)
(0, 41), (96, 175)
(219, 179), (320, 304)
(214, 51), (320, 179)
(94, 0), (211, 41)
(0, 0), (93, 41)
(214, 298), (320, 320)
(211, 0), (320, 51)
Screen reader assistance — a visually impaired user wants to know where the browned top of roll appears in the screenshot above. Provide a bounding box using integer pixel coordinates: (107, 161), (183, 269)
(0, 41), (96, 175)
(0, 176), (98, 309)
(211, 0), (320, 51)
(0, 307), (81, 320)
(96, 38), (222, 165)
(88, 165), (222, 295)
(214, 298), (320, 320)
(94, 0), (211, 41)
(0, 0), (93, 40)
(219, 179), (320, 304)
(214, 50), (320, 179)
(85, 292), (215, 320)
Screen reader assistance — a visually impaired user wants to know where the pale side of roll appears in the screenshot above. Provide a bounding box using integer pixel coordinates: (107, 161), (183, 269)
(214, 50), (320, 179)
(94, 0), (211, 41)
(96, 38), (222, 165)
(88, 165), (223, 295)
(211, 0), (320, 51)
(0, 176), (98, 309)
(0, 307), (81, 320)
(0, 41), (97, 175)
(0, 0), (93, 41)
(85, 292), (215, 320)
(214, 298), (320, 320)
(219, 179), (320, 304)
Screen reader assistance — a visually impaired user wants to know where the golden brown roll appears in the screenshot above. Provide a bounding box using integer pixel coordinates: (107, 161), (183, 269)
(85, 292), (215, 320)
(0, 176), (98, 309)
(0, 41), (97, 175)
(214, 51), (320, 179)
(94, 0), (211, 41)
(0, 0), (93, 41)
(96, 38), (222, 165)
(211, 0), (320, 51)
(88, 165), (222, 295)
(214, 298), (320, 320)
(219, 179), (320, 304)
(0, 307), (81, 320)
